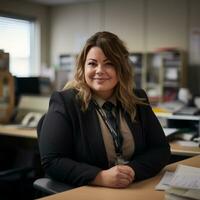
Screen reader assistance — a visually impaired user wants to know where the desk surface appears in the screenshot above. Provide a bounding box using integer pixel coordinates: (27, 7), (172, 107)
(0, 125), (199, 155)
(0, 125), (37, 138)
(170, 140), (200, 156)
(38, 155), (200, 200)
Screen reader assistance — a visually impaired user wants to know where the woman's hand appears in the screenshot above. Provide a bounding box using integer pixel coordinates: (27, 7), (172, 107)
(91, 165), (135, 188)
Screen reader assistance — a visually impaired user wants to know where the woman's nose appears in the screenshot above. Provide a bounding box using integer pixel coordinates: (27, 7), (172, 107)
(96, 64), (104, 74)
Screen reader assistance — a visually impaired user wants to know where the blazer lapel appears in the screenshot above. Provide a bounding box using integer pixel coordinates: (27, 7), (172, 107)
(81, 101), (108, 168)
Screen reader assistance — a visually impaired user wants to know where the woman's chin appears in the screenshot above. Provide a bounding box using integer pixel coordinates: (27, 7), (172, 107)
(92, 89), (114, 99)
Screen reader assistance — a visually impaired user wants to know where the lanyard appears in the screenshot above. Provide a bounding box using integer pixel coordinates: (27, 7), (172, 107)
(92, 100), (123, 156)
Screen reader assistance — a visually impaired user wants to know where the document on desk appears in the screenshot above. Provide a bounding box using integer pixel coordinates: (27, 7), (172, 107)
(155, 164), (200, 191)
(155, 171), (174, 190)
(163, 128), (179, 137)
(165, 187), (200, 200)
(175, 140), (199, 147)
(169, 164), (200, 190)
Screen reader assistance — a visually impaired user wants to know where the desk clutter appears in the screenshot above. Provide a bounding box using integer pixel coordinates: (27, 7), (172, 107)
(1, 73), (52, 126)
(163, 127), (200, 148)
(154, 100), (200, 149)
(153, 101), (200, 116)
(156, 164), (200, 200)
(11, 95), (50, 129)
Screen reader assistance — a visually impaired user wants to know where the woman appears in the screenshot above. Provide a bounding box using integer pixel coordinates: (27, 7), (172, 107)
(38, 31), (170, 188)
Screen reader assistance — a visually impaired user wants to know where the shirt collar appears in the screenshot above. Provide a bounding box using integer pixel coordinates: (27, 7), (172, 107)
(92, 94), (117, 108)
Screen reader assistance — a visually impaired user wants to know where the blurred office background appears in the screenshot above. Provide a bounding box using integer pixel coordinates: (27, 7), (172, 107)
(1, 0), (200, 199)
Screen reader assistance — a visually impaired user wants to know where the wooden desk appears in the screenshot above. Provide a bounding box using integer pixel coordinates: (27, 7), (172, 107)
(170, 140), (200, 156)
(38, 155), (200, 200)
(0, 125), (198, 156)
(0, 125), (200, 156)
(0, 125), (37, 139)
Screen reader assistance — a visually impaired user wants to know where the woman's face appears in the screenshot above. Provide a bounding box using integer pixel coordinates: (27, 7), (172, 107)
(84, 47), (118, 100)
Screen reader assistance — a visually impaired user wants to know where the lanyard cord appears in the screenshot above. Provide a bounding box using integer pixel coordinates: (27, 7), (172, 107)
(92, 100), (123, 155)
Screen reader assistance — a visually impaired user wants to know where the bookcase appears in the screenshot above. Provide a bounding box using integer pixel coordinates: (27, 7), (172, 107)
(130, 49), (187, 105)
(129, 52), (145, 89)
(145, 50), (187, 104)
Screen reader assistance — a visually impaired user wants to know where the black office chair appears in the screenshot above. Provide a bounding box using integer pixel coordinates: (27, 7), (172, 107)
(33, 114), (74, 197)
(33, 177), (74, 195)
(0, 137), (39, 199)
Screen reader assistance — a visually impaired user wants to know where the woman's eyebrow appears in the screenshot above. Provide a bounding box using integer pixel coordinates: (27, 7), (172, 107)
(86, 58), (97, 62)
(103, 58), (110, 62)
(86, 58), (110, 62)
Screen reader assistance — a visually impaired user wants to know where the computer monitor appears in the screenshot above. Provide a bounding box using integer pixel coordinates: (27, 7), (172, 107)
(14, 76), (52, 107)
(13, 76), (40, 111)
(14, 77), (40, 96)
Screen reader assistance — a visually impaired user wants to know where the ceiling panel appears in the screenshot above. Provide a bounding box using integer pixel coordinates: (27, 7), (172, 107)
(24, 0), (101, 5)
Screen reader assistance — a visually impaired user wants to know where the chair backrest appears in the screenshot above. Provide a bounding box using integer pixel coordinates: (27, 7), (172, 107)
(37, 114), (46, 138)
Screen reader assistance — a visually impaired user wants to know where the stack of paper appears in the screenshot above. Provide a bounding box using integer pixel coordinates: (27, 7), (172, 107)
(155, 165), (200, 200)
(163, 128), (179, 137)
(165, 187), (200, 200)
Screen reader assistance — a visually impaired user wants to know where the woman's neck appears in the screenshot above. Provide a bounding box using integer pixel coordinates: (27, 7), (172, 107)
(92, 90), (114, 100)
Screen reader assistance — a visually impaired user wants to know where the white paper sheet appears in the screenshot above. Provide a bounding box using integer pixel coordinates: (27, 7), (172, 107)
(169, 165), (200, 189)
(155, 171), (174, 190)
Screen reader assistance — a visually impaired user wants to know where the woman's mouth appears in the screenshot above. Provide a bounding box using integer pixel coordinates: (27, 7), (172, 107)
(93, 77), (109, 81)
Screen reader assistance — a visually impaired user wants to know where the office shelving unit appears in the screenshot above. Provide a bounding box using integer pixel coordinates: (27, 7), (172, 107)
(55, 54), (77, 90)
(129, 53), (143, 89)
(144, 50), (187, 104)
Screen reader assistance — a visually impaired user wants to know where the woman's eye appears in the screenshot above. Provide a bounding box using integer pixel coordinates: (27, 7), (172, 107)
(88, 62), (96, 66)
(105, 62), (113, 67)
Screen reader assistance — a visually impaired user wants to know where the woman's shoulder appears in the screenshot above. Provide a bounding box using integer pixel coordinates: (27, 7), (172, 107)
(133, 89), (150, 106)
(134, 89), (148, 99)
(50, 88), (78, 105)
(60, 88), (78, 98)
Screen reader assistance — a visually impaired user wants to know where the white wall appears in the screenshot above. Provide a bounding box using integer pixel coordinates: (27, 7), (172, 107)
(1, 0), (200, 70)
(188, 0), (200, 64)
(104, 0), (145, 52)
(50, 1), (103, 66)
(49, 0), (200, 67)
(146, 0), (188, 51)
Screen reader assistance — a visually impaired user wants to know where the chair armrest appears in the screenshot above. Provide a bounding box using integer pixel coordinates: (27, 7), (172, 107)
(33, 178), (74, 195)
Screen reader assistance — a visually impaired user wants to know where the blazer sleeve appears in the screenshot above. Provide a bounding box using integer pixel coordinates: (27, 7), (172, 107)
(128, 89), (171, 181)
(38, 91), (101, 187)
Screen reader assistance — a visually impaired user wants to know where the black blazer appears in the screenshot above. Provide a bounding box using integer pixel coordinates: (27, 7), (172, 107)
(38, 89), (170, 187)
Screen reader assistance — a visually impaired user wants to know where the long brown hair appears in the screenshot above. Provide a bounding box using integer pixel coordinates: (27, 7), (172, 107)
(64, 31), (146, 119)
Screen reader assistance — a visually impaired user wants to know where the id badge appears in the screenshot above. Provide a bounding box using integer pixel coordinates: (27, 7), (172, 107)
(115, 156), (129, 165)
